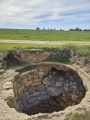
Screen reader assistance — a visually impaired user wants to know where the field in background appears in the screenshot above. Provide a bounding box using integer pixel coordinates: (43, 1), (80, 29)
(0, 28), (90, 41)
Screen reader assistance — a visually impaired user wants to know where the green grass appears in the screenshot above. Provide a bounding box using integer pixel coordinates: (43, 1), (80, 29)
(0, 43), (62, 53)
(64, 110), (90, 120)
(0, 43), (90, 57)
(62, 44), (90, 57)
(16, 65), (37, 73)
(46, 54), (70, 64)
(75, 46), (90, 57)
(0, 28), (90, 41)
(6, 59), (25, 69)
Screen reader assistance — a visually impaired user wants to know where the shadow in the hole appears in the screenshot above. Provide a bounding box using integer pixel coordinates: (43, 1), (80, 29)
(14, 67), (86, 116)
(23, 90), (86, 116)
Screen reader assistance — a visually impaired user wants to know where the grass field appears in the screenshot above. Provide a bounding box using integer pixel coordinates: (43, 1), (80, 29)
(0, 28), (90, 41)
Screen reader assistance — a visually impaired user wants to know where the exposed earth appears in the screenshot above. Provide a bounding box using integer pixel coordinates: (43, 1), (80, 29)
(0, 49), (90, 120)
(0, 39), (90, 45)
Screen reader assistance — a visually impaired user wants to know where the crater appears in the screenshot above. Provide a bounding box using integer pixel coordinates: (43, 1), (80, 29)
(8, 63), (86, 116)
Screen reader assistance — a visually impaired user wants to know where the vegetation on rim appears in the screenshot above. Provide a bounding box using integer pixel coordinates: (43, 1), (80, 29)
(0, 43), (90, 57)
(64, 110), (90, 120)
(2, 43), (89, 70)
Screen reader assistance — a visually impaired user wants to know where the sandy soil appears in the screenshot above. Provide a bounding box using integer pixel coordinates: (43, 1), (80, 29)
(0, 39), (90, 45)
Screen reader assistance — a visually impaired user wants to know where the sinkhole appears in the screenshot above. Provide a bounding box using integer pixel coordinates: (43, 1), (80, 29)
(12, 64), (86, 116)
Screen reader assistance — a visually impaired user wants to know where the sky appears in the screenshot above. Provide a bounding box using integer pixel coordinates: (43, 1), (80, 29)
(0, 0), (90, 30)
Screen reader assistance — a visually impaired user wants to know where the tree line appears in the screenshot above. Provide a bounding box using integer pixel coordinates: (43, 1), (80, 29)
(36, 27), (90, 31)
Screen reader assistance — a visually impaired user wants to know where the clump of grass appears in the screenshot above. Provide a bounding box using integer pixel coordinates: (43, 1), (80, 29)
(64, 110), (90, 120)
(75, 46), (90, 57)
(16, 65), (37, 73)
(61, 44), (90, 57)
(6, 59), (25, 69)
(46, 53), (70, 64)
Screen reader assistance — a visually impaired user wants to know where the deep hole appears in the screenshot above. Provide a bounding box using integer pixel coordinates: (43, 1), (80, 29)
(12, 67), (86, 116)
(51, 67), (58, 72)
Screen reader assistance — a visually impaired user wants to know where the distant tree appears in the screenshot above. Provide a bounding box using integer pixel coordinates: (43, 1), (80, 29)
(83, 29), (87, 31)
(60, 29), (62, 31)
(36, 27), (40, 30)
(43, 28), (45, 30)
(69, 28), (74, 31)
(74, 27), (82, 31)
(69, 28), (82, 31)
(83, 29), (90, 31)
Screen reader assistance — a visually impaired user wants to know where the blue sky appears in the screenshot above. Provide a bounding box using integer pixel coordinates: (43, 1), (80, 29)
(0, 0), (90, 30)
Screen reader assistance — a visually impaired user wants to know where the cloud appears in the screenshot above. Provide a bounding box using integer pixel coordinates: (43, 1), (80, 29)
(0, 0), (90, 26)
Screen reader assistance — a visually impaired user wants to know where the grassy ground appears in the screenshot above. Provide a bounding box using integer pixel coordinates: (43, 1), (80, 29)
(0, 29), (90, 41)
(16, 65), (37, 73)
(0, 43), (62, 53)
(64, 110), (90, 120)
(62, 44), (90, 57)
(0, 43), (90, 57)
(45, 53), (70, 64)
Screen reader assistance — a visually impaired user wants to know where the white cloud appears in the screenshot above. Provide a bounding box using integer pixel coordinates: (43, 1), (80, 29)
(0, 0), (90, 25)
